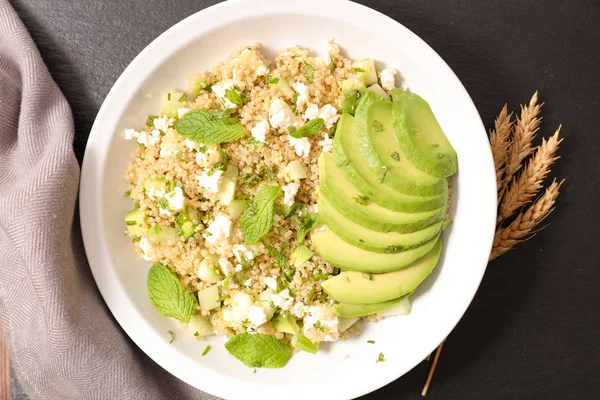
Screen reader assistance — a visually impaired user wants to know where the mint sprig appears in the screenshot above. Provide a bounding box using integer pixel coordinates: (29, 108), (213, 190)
(175, 110), (247, 144)
(147, 263), (197, 323)
(295, 211), (320, 243)
(303, 62), (315, 83)
(288, 118), (324, 138)
(225, 333), (292, 368)
(241, 185), (282, 244)
(225, 86), (243, 108)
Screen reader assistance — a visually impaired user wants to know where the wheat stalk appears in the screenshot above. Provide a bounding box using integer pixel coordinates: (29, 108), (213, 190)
(489, 104), (513, 194)
(497, 126), (562, 222)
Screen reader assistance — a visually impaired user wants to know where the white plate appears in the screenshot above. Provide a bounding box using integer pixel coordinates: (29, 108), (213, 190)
(80, 0), (496, 399)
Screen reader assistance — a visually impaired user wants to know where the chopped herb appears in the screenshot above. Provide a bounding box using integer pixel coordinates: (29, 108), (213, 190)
(376, 352), (385, 363)
(124, 190), (132, 197)
(194, 331), (200, 337)
(168, 330), (175, 343)
(167, 93), (171, 101)
(214, 147), (229, 171)
(306, 288), (316, 304)
(167, 180), (177, 192)
(267, 75), (280, 84)
(204, 85), (213, 93)
(353, 195), (371, 206)
(303, 62), (315, 83)
(146, 115), (158, 126)
(363, 273), (372, 280)
(437, 153), (444, 159)
(353, 67), (365, 73)
(277, 202), (299, 219)
(294, 212), (320, 243)
(292, 92), (299, 105)
(367, 340), (375, 344)
(268, 245), (288, 269)
(313, 320), (323, 332)
(432, 143), (439, 148)
(178, 93), (187, 102)
(132, 237), (141, 242)
(313, 273), (329, 280)
(225, 86), (244, 108)
(333, 267), (341, 275)
(329, 123), (337, 138)
(358, 239), (364, 243)
(372, 120), (383, 132)
(385, 245), (401, 253)
(288, 118), (324, 138)
(125, 220), (137, 226)
(377, 166), (388, 183)
(242, 173), (262, 188)
(263, 165), (278, 181)
(253, 369), (257, 374)
(336, 159), (351, 168)
(247, 136), (265, 148)
(391, 151), (400, 161)
(216, 294), (230, 302)
(202, 345), (211, 356)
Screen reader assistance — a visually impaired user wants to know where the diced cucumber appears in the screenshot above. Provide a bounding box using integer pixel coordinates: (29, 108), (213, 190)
(198, 284), (220, 311)
(285, 160), (307, 181)
(223, 165), (239, 179)
(161, 91), (185, 118)
(291, 245), (314, 267)
(187, 73), (209, 94)
(146, 224), (178, 244)
(341, 77), (366, 92)
(366, 83), (391, 101)
(269, 71), (294, 99)
(143, 176), (166, 193)
(218, 178), (236, 206)
(228, 290), (254, 325)
(180, 222), (196, 240)
(175, 209), (196, 240)
(291, 332), (319, 354)
(227, 199), (246, 219)
(257, 289), (276, 321)
(125, 208), (147, 236)
(352, 59), (378, 86)
(338, 317), (359, 333)
(378, 297), (411, 317)
(312, 57), (327, 70)
(197, 258), (221, 284)
(188, 315), (214, 337)
(271, 311), (300, 334)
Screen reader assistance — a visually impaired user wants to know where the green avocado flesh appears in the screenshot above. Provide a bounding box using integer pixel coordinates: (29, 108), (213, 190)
(318, 195), (442, 253)
(349, 91), (447, 196)
(391, 89), (458, 178)
(321, 240), (443, 304)
(333, 115), (448, 212)
(319, 152), (445, 234)
(332, 295), (409, 318)
(311, 228), (440, 274)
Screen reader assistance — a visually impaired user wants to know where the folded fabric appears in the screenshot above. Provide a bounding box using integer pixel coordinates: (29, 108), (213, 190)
(0, 1), (217, 398)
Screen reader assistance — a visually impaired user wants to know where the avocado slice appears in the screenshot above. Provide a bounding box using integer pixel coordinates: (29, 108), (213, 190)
(332, 295), (409, 318)
(319, 152), (445, 233)
(391, 89), (458, 178)
(321, 240), (442, 304)
(271, 312), (300, 334)
(333, 115), (449, 212)
(291, 333), (319, 354)
(319, 195), (442, 253)
(312, 228), (440, 273)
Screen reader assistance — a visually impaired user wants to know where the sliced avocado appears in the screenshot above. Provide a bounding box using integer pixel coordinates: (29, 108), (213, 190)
(391, 89), (458, 178)
(319, 195), (442, 253)
(146, 224), (178, 244)
(321, 240), (442, 304)
(353, 91), (447, 196)
(312, 228), (440, 273)
(291, 332), (319, 354)
(290, 245), (314, 267)
(125, 208), (147, 236)
(271, 311), (300, 334)
(332, 295), (409, 318)
(341, 89), (365, 116)
(319, 152), (445, 233)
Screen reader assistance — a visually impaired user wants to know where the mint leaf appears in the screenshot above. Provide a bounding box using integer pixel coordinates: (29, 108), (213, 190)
(146, 115), (158, 126)
(288, 118), (324, 138)
(267, 75), (280, 84)
(353, 67), (365, 73)
(225, 86), (243, 108)
(225, 333), (292, 368)
(175, 110), (247, 144)
(303, 62), (315, 83)
(353, 195), (371, 206)
(372, 120), (383, 132)
(295, 212), (320, 243)
(147, 263), (197, 323)
(241, 185), (282, 244)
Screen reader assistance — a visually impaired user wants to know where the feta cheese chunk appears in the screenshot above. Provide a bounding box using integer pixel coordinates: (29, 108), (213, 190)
(324, 38), (336, 66)
(291, 302), (308, 319)
(159, 140), (178, 158)
(247, 305), (268, 327)
(303, 305), (340, 342)
(250, 120), (270, 143)
(255, 64), (268, 76)
(177, 108), (190, 119)
(292, 81), (309, 109)
(318, 133), (333, 152)
(269, 98), (302, 131)
(164, 187), (185, 213)
(282, 182), (300, 206)
(184, 139), (198, 151)
(138, 237), (153, 261)
(232, 244), (255, 263)
(124, 128), (140, 141)
(318, 104), (339, 129)
(380, 68), (397, 91)
(244, 277), (253, 287)
(212, 79), (239, 109)
(271, 289), (294, 311)
(146, 186), (165, 201)
(153, 115), (175, 132)
(263, 277), (277, 290)
(136, 130), (161, 148)
(302, 104), (319, 121)
(197, 169), (223, 194)
(288, 136), (311, 157)
(204, 214), (232, 246)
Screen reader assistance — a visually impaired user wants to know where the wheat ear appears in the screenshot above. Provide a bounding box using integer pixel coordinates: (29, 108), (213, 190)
(489, 104), (513, 195)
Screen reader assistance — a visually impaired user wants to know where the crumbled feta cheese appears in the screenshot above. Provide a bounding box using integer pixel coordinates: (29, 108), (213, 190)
(159, 208), (172, 217)
(271, 289), (294, 310)
(308, 203), (319, 214)
(164, 187), (185, 213)
(269, 98), (302, 131)
(244, 277), (253, 287)
(292, 81), (309, 108)
(218, 258), (234, 275)
(197, 169), (223, 194)
(232, 244), (255, 263)
(318, 104), (339, 129)
(302, 104), (319, 121)
(153, 115), (175, 132)
(138, 238), (153, 261)
(318, 133), (333, 152)
(124, 128), (139, 140)
(380, 68), (397, 91)
(146, 186), (165, 201)
(184, 139), (198, 151)
(234, 264), (243, 272)
(136, 130), (161, 147)
(282, 182), (300, 207)
(211, 79), (238, 109)
(177, 108), (190, 119)
(159, 140), (178, 158)
(256, 64), (268, 76)
(291, 302), (308, 318)
(196, 151), (208, 166)
(250, 120), (269, 143)
(247, 305), (268, 327)
(288, 136), (311, 157)
(324, 38), (336, 65)
(204, 214), (232, 246)
(303, 305), (340, 342)
(264, 277), (277, 290)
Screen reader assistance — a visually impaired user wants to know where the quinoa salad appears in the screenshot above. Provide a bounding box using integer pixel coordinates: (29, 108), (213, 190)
(123, 41), (457, 367)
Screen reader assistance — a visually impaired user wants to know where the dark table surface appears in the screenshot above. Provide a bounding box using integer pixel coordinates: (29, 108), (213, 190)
(9, 0), (600, 399)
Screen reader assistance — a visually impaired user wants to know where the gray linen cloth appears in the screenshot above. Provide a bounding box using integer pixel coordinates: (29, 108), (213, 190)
(0, 1), (217, 398)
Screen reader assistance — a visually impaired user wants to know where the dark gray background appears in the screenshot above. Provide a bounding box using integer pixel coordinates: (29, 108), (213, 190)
(9, 0), (600, 399)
